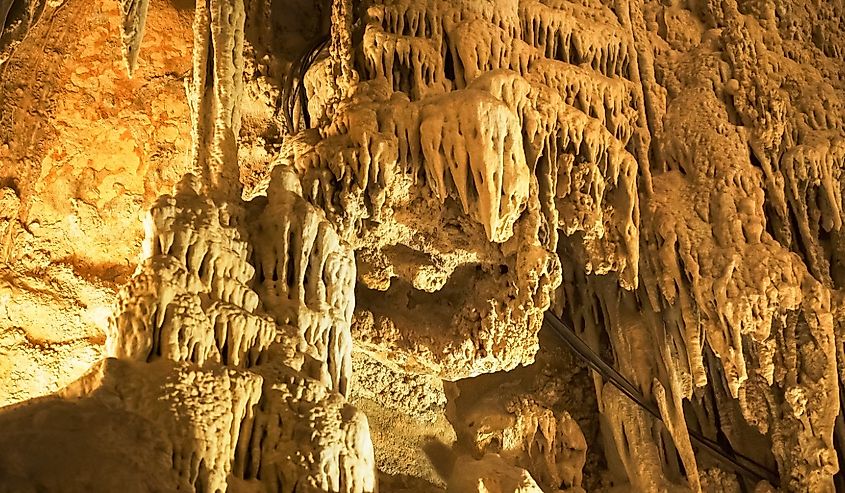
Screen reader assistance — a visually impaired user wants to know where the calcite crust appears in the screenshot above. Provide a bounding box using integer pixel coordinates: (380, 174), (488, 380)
(3, 0), (845, 491)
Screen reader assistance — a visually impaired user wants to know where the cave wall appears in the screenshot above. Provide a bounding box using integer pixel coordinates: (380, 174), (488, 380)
(1, 0), (844, 492)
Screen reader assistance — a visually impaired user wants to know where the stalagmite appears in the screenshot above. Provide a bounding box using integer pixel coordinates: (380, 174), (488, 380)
(109, 175), (275, 367)
(251, 166), (356, 396)
(0, 0), (377, 490)
(0, 166), (378, 491)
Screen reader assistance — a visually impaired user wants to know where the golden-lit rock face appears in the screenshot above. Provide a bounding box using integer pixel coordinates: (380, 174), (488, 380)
(2, 0), (845, 491)
(1, 0), (193, 270)
(0, 0), (193, 407)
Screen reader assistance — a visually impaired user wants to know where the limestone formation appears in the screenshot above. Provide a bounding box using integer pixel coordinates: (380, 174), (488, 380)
(189, 0), (247, 201)
(454, 394), (587, 491)
(0, 170), (377, 492)
(275, 0), (642, 385)
(108, 174), (275, 368)
(116, 0), (151, 75)
(448, 352), (590, 493)
(250, 166), (356, 396)
(1, 0), (377, 491)
(447, 454), (545, 493)
(554, 1), (844, 491)
(2, 0), (845, 491)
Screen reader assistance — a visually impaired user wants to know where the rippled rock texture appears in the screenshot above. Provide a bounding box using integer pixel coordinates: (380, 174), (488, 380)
(2, 0), (845, 491)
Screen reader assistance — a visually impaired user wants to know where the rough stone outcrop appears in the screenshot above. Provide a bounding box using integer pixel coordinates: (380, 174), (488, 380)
(3, 0), (845, 491)
(278, 0), (641, 383)
(350, 348), (448, 423)
(0, 171), (377, 492)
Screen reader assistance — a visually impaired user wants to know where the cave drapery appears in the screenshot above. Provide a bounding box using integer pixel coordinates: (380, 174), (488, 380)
(1, 0), (844, 491)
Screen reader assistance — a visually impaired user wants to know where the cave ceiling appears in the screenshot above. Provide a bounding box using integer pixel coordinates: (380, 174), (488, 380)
(1, 0), (844, 492)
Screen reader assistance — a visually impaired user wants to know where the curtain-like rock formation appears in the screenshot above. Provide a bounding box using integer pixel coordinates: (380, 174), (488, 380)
(0, 170), (377, 492)
(2, 0), (845, 491)
(1, 1), (377, 491)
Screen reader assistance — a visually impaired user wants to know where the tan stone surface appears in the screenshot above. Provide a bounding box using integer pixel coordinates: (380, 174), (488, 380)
(0, 0), (194, 405)
(3, 0), (845, 491)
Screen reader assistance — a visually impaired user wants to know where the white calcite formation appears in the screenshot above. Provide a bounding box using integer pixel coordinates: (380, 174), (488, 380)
(250, 166), (356, 397)
(282, 0), (641, 382)
(0, 172), (377, 493)
(188, 0), (247, 201)
(238, 368), (377, 493)
(554, 1), (844, 492)
(109, 174), (275, 368)
(101, 139), (375, 491)
(294, 0), (840, 490)
(4, 0), (845, 491)
(0, 0), (376, 489)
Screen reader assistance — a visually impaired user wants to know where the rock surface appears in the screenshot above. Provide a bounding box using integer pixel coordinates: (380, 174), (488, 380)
(2, 0), (845, 491)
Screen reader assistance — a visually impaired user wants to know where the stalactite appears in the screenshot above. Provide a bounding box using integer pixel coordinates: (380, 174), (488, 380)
(188, 0), (247, 201)
(362, 23), (451, 100)
(116, 0), (150, 75)
(4, 0), (845, 490)
(419, 89), (530, 243)
(250, 166), (356, 396)
(327, 0), (357, 107)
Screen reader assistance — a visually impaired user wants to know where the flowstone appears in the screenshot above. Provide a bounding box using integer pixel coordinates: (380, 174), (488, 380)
(3, 0), (845, 491)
